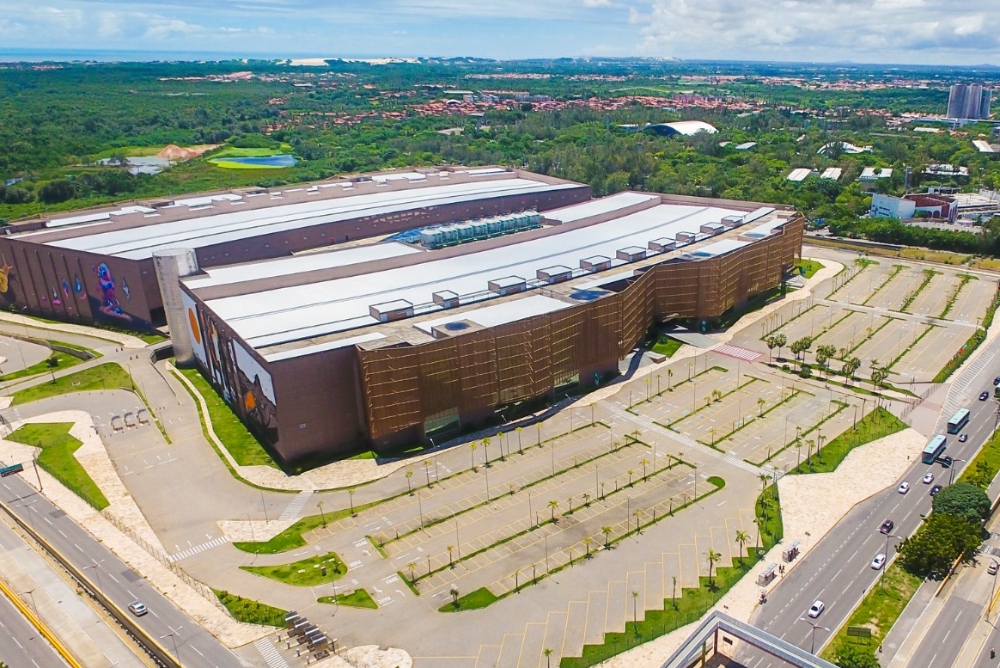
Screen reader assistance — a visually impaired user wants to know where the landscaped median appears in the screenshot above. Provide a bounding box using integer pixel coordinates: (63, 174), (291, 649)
(787, 407), (907, 475)
(7, 422), (109, 510)
(241, 551), (347, 586)
(933, 289), (1000, 383)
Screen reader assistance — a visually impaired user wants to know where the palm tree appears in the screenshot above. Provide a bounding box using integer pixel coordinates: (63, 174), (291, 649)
(407, 561), (417, 582)
(406, 470), (413, 495)
(735, 530), (750, 565)
(640, 457), (650, 481)
(447, 545), (454, 568)
(795, 439), (803, 467)
(584, 536), (593, 558)
(317, 500), (326, 527)
(544, 648), (553, 668)
(806, 438), (815, 464)
(583, 492), (591, 507)
(516, 426), (523, 454)
(710, 427), (717, 446)
(483, 436), (491, 466)
(602, 525), (612, 548)
(548, 499), (558, 522)
(707, 550), (722, 585)
(764, 334), (777, 362)
(757, 397), (766, 417)
(470, 442), (477, 471)
(758, 472), (769, 496)
(667, 368), (674, 391)
(774, 333), (787, 361)
(627, 469), (634, 486)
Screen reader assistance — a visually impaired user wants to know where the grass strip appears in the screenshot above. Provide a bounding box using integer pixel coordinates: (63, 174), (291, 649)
(938, 273), (976, 320)
(820, 563), (921, 664)
(899, 269), (940, 313)
(0, 352), (82, 382)
(885, 323), (936, 372)
(861, 264), (904, 307)
(233, 503), (377, 554)
(844, 315), (895, 357)
(794, 259), (824, 279)
(377, 436), (648, 548)
(439, 587), (498, 612)
(660, 376), (761, 430)
(651, 337), (683, 357)
(827, 258), (878, 299)
(788, 407), (906, 475)
(318, 588), (378, 609)
(177, 367), (278, 469)
(559, 482), (777, 667)
(10, 363), (132, 405)
(241, 551), (347, 586)
(213, 589), (287, 627)
(7, 422), (109, 510)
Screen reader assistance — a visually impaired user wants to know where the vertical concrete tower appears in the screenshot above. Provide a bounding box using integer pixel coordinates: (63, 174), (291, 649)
(152, 248), (199, 366)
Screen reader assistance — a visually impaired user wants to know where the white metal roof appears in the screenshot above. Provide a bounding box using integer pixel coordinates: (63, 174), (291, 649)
(973, 140), (995, 153)
(414, 295), (570, 334)
(687, 239), (750, 257)
(263, 332), (386, 362)
(544, 192), (658, 223)
(43, 178), (573, 260)
(204, 202), (747, 351)
(742, 218), (789, 238)
(184, 242), (421, 289)
(820, 168), (843, 180)
(786, 168), (812, 182)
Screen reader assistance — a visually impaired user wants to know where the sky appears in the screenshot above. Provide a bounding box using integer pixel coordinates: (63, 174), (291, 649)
(1, 0), (999, 66)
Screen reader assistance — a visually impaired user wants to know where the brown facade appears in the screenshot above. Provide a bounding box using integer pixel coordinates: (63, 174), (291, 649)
(354, 215), (802, 451)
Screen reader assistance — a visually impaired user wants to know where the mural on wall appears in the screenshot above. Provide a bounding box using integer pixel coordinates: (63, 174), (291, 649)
(0, 256), (13, 295)
(183, 291), (279, 448)
(89, 262), (152, 331)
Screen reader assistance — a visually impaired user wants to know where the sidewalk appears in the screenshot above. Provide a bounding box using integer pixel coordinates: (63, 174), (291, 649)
(0, 312), (149, 349)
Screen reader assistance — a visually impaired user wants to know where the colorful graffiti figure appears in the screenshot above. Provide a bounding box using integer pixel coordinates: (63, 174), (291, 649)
(73, 275), (85, 299)
(61, 279), (70, 298)
(51, 287), (62, 306)
(0, 255), (13, 294)
(96, 263), (132, 323)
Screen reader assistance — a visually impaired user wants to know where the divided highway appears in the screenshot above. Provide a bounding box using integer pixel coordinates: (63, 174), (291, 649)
(0, 587), (70, 668)
(0, 473), (246, 668)
(747, 350), (1000, 666)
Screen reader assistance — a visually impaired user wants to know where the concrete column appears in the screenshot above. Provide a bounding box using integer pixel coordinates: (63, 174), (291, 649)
(152, 248), (199, 366)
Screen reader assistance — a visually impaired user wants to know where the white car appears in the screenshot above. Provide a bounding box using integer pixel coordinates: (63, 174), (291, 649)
(127, 600), (148, 617)
(898, 482), (910, 494)
(871, 553), (886, 570)
(808, 600), (825, 618)
(922, 473), (934, 485)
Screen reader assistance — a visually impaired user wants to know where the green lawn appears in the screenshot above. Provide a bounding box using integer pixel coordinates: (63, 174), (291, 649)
(6, 423), (109, 510)
(10, 363), (134, 406)
(318, 588), (378, 609)
(0, 352), (82, 382)
(178, 367), (278, 468)
(213, 590), (287, 627)
(233, 502), (378, 554)
(241, 552), (347, 586)
(438, 587), (498, 612)
(651, 337), (683, 357)
(821, 563), (921, 664)
(211, 145), (293, 158)
(795, 259), (824, 279)
(789, 407), (906, 475)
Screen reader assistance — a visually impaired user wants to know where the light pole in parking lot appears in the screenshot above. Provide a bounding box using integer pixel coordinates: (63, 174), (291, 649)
(798, 617), (830, 655)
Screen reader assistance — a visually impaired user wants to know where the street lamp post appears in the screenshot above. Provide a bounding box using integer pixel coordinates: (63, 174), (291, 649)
(948, 458), (967, 486)
(798, 617), (830, 655)
(159, 626), (183, 662)
(83, 558), (105, 594)
(880, 532), (895, 591)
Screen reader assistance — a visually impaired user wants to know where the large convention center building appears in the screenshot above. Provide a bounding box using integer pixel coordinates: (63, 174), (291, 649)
(0, 167), (802, 466)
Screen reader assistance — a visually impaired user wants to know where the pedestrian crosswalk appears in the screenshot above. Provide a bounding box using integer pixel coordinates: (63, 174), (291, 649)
(168, 535), (231, 563)
(712, 343), (762, 363)
(254, 637), (290, 668)
(278, 490), (313, 522)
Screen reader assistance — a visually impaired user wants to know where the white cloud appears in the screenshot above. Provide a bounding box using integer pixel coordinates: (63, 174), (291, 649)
(637, 0), (1000, 61)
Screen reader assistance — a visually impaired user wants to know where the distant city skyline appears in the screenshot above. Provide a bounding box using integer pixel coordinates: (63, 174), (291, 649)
(0, 1), (998, 66)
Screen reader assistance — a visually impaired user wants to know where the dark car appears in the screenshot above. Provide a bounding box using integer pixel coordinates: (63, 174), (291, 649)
(994, 376), (1000, 385)
(880, 519), (894, 534)
(960, 434), (969, 443)
(939, 455), (954, 468)
(930, 484), (943, 496)
(982, 391), (991, 401)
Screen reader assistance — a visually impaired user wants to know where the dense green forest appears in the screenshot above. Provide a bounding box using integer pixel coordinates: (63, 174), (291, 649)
(1, 58), (999, 252)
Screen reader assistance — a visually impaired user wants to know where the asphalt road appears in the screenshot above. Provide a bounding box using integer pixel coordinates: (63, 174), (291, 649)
(745, 349), (1000, 665)
(0, 474), (247, 668)
(0, 589), (69, 668)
